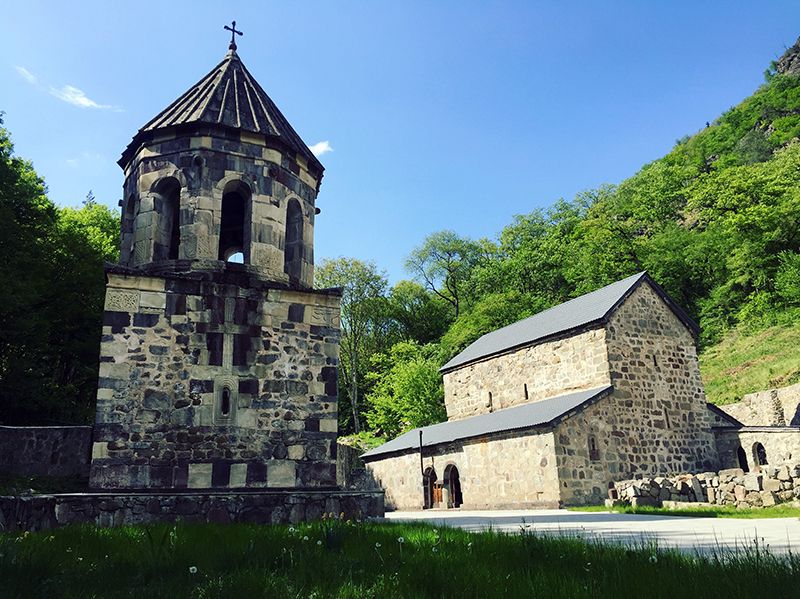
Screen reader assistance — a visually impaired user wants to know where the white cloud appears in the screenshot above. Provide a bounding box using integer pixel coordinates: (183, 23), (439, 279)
(309, 140), (333, 157)
(49, 85), (112, 110)
(14, 65), (38, 85)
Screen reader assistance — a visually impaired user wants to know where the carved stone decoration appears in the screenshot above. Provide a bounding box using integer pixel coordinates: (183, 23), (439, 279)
(105, 290), (140, 313)
(311, 306), (340, 328)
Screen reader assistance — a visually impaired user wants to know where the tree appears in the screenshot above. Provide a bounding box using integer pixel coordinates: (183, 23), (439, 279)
(0, 115), (119, 424)
(316, 258), (389, 433)
(386, 280), (452, 344)
(365, 341), (445, 438)
(405, 230), (483, 317)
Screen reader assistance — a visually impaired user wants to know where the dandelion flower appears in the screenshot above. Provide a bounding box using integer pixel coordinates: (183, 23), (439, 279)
(317, 540), (322, 546)
(649, 555), (658, 564)
(397, 537), (405, 544)
(303, 536), (309, 542)
(189, 566), (198, 574)
(375, 542), (381, 548)
(289, 527), (296, 533)
(432, 547), (438, 553)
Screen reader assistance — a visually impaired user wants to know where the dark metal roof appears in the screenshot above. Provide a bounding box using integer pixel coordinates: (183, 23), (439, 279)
(441, 272), (699, 372)
(361, 385), (612, 460)
(120, 50), (322, 172)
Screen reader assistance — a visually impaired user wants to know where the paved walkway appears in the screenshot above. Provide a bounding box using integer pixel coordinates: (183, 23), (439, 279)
(383, 509), (800, 555)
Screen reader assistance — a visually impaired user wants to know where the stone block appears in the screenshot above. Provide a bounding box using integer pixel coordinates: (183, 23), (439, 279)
(734, 485), (747, 502)
(777, 466), (791, 481)
(139, 291), (166, 311)
(630, 496), (659, 508)
(604, 499), (625, 508)
(743, 473), (763, 492)
(267, 460), (296, 488)
(320, 418), (338, 433)
(763, 478), (782, 493)
(229, 463), (247, 488)
(188, 463), (213, 489)
(761, 490), (777, 507)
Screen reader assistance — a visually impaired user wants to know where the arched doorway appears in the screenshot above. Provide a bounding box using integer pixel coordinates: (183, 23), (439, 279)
(753, 442), (768, 468)
(422, 466), (437, 510)
(443, 464), (463, 508)
(736, 446), (749, 472)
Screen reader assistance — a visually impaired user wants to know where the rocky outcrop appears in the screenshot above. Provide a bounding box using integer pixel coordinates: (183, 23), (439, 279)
(776, 38), (800, 76)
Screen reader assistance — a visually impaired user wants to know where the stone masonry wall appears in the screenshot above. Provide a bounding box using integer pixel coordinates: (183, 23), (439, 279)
(442, 328), (610, 421)
(121, 129), (320, 288)
(0, 426), (92, 479)
(604, 283), (718, 476)
(365, 430), (560, 511)
(715, 427), (800, 470)
(0, 489), (384, 533)
(90, 269), (341, 490)
(611, 465), (800, 509)
(720, 382), (800, 426)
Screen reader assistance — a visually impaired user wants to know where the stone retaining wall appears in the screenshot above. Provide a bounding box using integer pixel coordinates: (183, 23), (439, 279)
(0, 426), (92, 479)
(0, 489), (384, 532)
(610, 465), (800, 509)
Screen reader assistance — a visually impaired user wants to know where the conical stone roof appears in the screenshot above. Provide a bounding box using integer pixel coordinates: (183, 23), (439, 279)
(120, 50), (321, 171)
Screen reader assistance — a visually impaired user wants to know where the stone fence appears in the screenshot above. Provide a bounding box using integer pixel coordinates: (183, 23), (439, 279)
(610, 465), (800, 509)
(0, 489), (385, 532)
(0, 426), (93, 479)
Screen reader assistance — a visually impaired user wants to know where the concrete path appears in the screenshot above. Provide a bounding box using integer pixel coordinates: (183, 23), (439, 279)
(384, 509), (800, 555)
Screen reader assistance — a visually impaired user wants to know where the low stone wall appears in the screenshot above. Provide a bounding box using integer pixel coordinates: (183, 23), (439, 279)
(336, 443), (379, 490)
(610, 465), (800, 509)
(721, 382), (800, 426)
(0, 426), (92, 479)
(0, 489), (384, 532)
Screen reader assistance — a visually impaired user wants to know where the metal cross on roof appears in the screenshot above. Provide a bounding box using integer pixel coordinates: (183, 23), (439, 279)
(224, 20), (243, 51)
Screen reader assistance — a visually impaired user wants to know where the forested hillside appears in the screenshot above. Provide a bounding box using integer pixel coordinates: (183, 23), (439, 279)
(2, 40), (799, 432)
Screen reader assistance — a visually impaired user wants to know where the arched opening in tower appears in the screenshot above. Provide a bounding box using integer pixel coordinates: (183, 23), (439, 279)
(284, 199), (303, 281)
(218, 181), (251, 263)
(153, 177), (181, 261)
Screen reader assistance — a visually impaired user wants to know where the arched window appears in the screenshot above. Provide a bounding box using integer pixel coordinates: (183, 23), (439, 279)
(153, 178), (181, 261)
(737, 446), (749, 472)
(588, 435), (600, 461)
(753, 442), (768, 467)
(443, 464), (463, 509)
(218, 181), (251, 263)
(284, 199), (304, 281)
(123, 194), (138, 262)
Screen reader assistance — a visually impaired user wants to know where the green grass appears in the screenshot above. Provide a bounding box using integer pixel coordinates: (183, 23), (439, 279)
(1, 520), (798, 598)
(699, 319), (800, 405)
(569, 503), (800, 519)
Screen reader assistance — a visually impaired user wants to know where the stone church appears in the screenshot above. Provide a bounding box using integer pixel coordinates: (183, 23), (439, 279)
(89, 38), (344, 491)
(363, 272), (722, 509)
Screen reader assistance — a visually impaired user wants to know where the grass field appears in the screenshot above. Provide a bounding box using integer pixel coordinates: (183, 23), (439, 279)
(2, 520), (798, 598)
(700, 319), (800, 405)
(569, 503), (800, 519)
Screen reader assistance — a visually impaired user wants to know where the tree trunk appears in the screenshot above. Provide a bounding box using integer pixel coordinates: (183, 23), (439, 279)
(350, 347), (360, 433)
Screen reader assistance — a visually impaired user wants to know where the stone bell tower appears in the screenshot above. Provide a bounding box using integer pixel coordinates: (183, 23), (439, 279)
(90, 32), (341, 491)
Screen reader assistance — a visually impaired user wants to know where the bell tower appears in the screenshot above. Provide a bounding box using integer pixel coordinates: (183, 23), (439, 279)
(90, 32), (341, 491)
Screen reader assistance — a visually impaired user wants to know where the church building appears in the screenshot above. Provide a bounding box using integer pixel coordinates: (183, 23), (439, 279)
(89, 33), (343, 491)
(363, 272), (720, 509)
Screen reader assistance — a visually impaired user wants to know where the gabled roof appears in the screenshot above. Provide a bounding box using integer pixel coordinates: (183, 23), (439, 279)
(441, 272), (698, 372)
(706, 403), (744, 428)
(120, 50), (322, 173)
(361, 385), (613, 460)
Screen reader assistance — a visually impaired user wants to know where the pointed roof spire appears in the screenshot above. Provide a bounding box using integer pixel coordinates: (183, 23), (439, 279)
(120, 47), (323, 174)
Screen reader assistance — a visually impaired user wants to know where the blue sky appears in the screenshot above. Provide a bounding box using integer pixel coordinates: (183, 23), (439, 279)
(2, 2), (799, 283)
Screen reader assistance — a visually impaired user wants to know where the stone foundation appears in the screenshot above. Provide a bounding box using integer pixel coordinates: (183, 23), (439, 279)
(0, 489), (384, 532)
(0, 426), (92, 479)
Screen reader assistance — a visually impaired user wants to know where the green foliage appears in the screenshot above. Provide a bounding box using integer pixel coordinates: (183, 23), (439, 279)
(365, 341), (445, 438)
(2, 522), (799, 598)
(0, 116), (119, 424)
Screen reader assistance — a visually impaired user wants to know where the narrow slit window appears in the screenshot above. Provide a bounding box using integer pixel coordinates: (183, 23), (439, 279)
(588, 435), (600, 461)
(524, 383), (529, 400)
(284, 199), (303, 280)
(221, 387), (231, 416)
